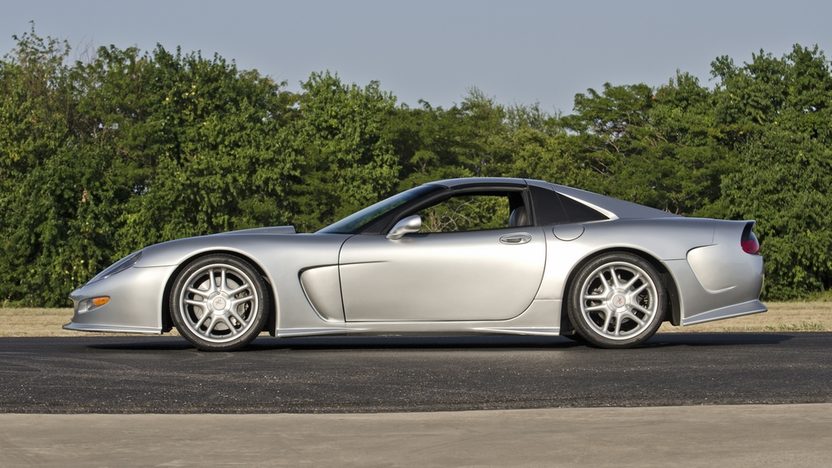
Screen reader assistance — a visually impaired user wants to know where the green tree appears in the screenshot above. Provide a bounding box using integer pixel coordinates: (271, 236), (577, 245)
(280, 72), (400, 231)
(0, 26), (76, 304)
(720, 131), (832, 298)
(715, 45), (832, 297)
(2, 26), (832, 304)
(112, 46), (295, 249)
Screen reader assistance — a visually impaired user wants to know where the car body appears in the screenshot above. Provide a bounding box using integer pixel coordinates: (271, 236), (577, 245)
(65, 177), (766, 350)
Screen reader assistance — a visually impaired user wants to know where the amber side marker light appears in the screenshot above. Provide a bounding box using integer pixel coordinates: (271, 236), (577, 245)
(77, 296), (111, 314)
(91, 296), (110, 307)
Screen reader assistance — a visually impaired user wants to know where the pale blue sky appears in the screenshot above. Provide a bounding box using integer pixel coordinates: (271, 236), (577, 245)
(2, 0), (830, 113)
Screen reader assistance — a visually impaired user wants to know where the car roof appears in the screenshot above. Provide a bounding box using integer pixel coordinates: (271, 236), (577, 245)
(431, 177), (527, 188)
(429, 177), (675, 220)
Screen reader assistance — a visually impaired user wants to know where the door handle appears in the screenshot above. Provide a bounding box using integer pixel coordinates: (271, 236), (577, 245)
(499, 233), (532, 245)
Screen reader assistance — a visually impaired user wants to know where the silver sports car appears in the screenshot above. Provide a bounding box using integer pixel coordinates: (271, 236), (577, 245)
(65, 177), (766, 350)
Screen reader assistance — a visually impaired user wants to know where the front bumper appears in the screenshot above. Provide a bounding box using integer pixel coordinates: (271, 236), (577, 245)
(64, 264), (178, 334)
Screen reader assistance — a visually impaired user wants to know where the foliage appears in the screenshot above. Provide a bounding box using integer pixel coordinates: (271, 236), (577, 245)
(279, 72), (400, 232)
(418, 195), (509, 233)
(1, 26), (831, 305)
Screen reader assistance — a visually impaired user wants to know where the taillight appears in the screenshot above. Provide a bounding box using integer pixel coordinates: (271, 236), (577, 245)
(741, 223), (760, 255)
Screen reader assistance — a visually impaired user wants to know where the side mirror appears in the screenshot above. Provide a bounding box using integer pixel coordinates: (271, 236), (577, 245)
(386, 215), (422, 240)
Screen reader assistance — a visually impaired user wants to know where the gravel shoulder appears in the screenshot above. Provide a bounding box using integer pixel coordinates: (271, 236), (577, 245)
(2, 404), (831, 467)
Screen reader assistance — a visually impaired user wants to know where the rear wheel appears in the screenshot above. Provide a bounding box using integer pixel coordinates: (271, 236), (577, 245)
(170, 254), (269, 351)
(567, 252), (665, 348)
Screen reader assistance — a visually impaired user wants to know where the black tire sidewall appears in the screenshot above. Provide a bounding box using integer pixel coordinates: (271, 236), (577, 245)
(170, 254), (270, 351)
(567, 252), (666, 349)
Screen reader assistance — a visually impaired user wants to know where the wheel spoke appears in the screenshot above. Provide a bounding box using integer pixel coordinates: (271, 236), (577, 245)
(222, 316), (236, 332)
(614, 315), (622, 336)
(602, 311), (612, 332)
(598, 272), (611, 291)
(220, 268), (227, 291)
(205, 316), (219, 336)
(623, 311), (645, 326)
(185, 299), (205, 308)
(187, 287), (207, 297)
(229, 309), (247, 327)
(623, 274), (641, 290)
(195, 311), (211, 330)
(632, 303), (653, 315)
(231, 296), (254, 308)
(609, 267), (621, 288)
(227, 284), (250, 296)
(208, 269), (217, 293)
(631, 282), (648, 296)
(584, 293), (606, 301)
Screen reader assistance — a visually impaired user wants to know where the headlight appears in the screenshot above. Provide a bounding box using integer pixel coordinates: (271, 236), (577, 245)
(87, 251), (143, 284)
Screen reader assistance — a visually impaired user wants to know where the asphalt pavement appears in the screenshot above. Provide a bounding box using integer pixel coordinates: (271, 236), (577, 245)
(1, 332), (831, 413)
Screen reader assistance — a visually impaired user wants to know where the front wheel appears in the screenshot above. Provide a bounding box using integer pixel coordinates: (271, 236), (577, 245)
(567, 252), (665, 349)
(170, 254), (270, 351)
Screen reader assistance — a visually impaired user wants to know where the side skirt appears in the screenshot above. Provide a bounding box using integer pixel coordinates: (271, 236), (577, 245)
(276, 299), (562, 338)
(680, 300), (767, 326)
(63, 322), (163, 334)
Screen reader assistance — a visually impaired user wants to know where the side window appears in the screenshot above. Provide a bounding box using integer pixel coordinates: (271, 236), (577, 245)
(417, 193), (517, 233)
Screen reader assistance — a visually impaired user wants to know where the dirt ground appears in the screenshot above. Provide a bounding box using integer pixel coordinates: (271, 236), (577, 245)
(1, 302), (830, 337)
(658, 301), (832, 333)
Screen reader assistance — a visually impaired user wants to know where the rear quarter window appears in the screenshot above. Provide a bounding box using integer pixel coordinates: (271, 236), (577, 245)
(558, 194), (608, 223)
(530, 185), (609, 225)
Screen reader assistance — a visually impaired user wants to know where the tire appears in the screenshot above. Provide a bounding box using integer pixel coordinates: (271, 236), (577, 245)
(170, 254), (270, 351)
(567, 252), (665, 349)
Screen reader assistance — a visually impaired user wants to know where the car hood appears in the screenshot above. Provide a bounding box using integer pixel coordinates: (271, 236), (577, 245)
(134, 226), (298, 267)
(210, 225), (296, 236)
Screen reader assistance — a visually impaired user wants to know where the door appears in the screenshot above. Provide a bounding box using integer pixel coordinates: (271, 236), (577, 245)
(338, 191), (546, 322)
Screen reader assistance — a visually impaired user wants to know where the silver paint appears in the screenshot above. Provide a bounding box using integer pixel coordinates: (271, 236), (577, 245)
(299, 266), (345, 322)
(552, 224), (584, 241)
(65, 177), (766, 341)
(387, 215), (422, 240)
(339, 227), (545, 321)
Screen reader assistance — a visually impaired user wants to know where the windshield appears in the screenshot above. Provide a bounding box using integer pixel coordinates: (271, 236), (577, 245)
(317, 184), (440, 234)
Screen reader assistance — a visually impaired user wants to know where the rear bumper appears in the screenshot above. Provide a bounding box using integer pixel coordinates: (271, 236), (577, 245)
(665, 247), (765, 325)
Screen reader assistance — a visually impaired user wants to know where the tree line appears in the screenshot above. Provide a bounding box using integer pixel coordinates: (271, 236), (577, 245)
(2, 27), (831, 306)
